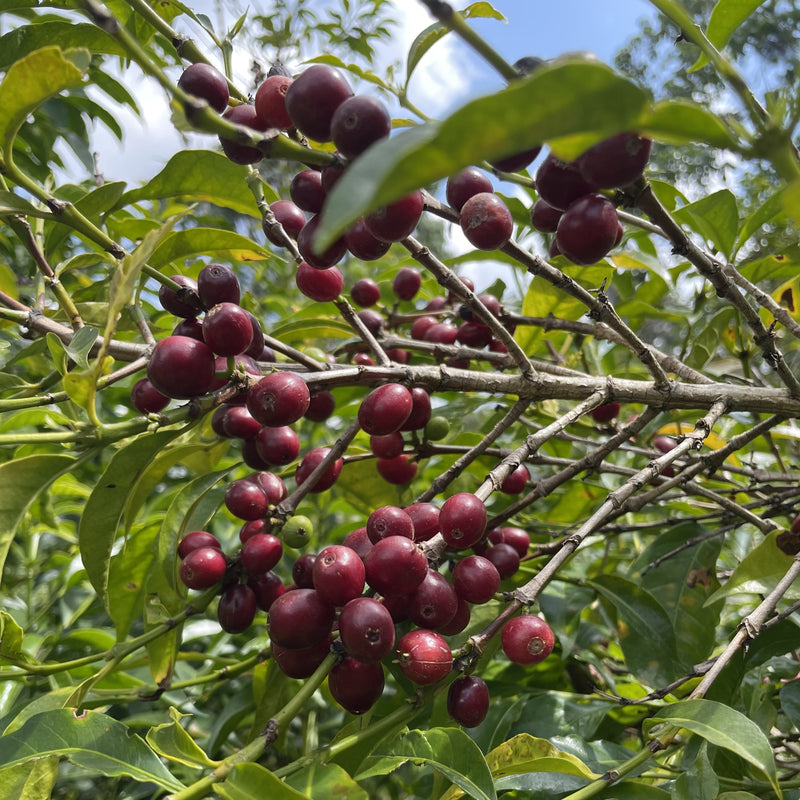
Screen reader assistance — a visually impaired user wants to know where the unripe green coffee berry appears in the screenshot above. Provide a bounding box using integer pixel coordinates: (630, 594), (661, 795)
(424, 416), (450, 441)
(282, 514), (314, 548)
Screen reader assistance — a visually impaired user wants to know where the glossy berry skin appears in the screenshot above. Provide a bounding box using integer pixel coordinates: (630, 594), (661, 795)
(239, 518), (268, 544)
(376, 454), (418, 485)
(437, 596), (471, 635)
(338, 596), (396, 662)
(225, 478), (269, 521)
(405, 503), (440, 542)
(530, 198), (562, 233)
(654, 435), (678, 454)
(202, 302), (253, 356)
(331, 94), (392, 158)
(221, 405), (261, 439)
(172, 316), (205, 342)
(272, 637), (332, 678)
(254, 74), (294, 129)
(447, 675), (490, 728)
(147, 336), (216, 399)
(197, 263), (241, 308)
(577, 132), (652, 188)
(296, 261), (343, 302)
(370, 432), (404, 460)
(248, 570), (286, 611)
(329, 658), (384, 715)
(131, 378), (170, 415)
(556, 195), (619, 265)
(178, 531), (222, 559)
(439, 493), (487, 550)
(400, 387), (432, 432)
(490, 145), (541, 173)
(305, 390), (335, 422)
(240, 533), (283, 575)
(452, 555), (501, 604)
(220, 105), (268, 165)
(393, 267), (422, 301)
(247, 372), (310, 427)
(290, 169), (326, 213)
(297, 214), (348, 269)
(159, 274), (199, 318)
(489, 526), (530, 559)
(364, 536), (427, 596)
(180, 547), (227, 589)
(264, 200), (306, 245)
(178, 63), (229, 114)
(501, 615), (555, 664)
(456, 321), (492, 349)
(313, 545), (365, 607)
(267, 588), (335, 649)
(350, 277), (381, 308)
(217, 584), (257, 633)
(295, 446), (343, 492)
(500, 463), (530, 495)
(408, 570), (458, 629)
(424, 322), (459, 345)
(241, 438), (271, 471)
(345, 221), (391, 261)
(358, 383), (413, 436)
(252, 471), (288, 504)
(410, 315), (437, 341)
(356, 309), (384, 335)
(284, 64), (354, 142)
(591, 402), (621, 423)
(460, 192), (513, 251)
(446, 167), (493, 211)
(535, 153), (597, 211)
(342, 526), (373, 561)
(365, 191), (424, 242)
(292, 553), (317, 588)
(367, 505), (414, 543)
(484, 542), (520, 579)
(396, 629), (453, 685)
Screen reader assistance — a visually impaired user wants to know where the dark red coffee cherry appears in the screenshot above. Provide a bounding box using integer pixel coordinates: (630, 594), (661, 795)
(535, 153), (597, 211)
(342, 526), (373, 561)
(577, 132), (652, 188)
(247, 372), (310, 427)
(241, 438), (272, 470)
(297, 214), (348, 269)
(501, 615), (555, 664)
(220, 104), (268, 165)
(197, 263), (240, 308)
(591, 402), (621, 423)
(386, 348), (410, 364)
(376, 454), (418, 485)
(411, 315), (438, 340)
(484, 542), (520, 579)
(456, 321), (491, 349)
(654, 435), (678, 454)
(251, 471), (288, 504)
(393, 267), (422, 301)
(358, 383), (413, 436)
(331, 94), (392, 158)
(356, 308), (384, 335)
(345, 220), (392, 261)
(290, 169), (326, 213)
(159, 274), (200, 318)
(396, 629), (453, 685)
(131, 378), (170, 415)
(217, 583), (257, 633)
(424, 322), (459, 345)
(239, 518), (267, 544)
(220, 405), (260, 439)
(350, 280), (381, 310)
(178, 531), (222, 559)
(248, 570), (286, 611)
(364, 536), (427, 596)
(180, 546), (227, 589)
(381, 592), (412, 623)
(555, 194), (619, 265)
(321, 163), (346, 192)
(367, 505), (415, 543)
(439, 493), (487, 550)
(489, 144), (542, 173)
(171, 316), (205, 342)
(530, 198), (562, 233)
(313, 544), (366, 607)
(225, 478), (269, 521)
(202, 302), (253, 356)
(147, 336), (216, 399)
(400, 388), (432, 432)
(437, 596), (471, 635)
(292, 553), (317, 589)
(447, 675), (490, 728)
(408, 569), (458, 629)
(446, 167), (493, 211)
(447, 276), (475, 304)
(295, 446), (343, 493)
(254, 73), (294, 130)
(267, 588), (335, 649)
(296, 261), (343, 302)
(264, 200), (306, 245)
(405, 503), (440, 542)
(365, 190), (424, 242)
(500, 463), (530, 495)
(272, 637), (332, 678)
(339, 596), (396, 662)
(240, 533), (283, 575)
(489, 526), (530, 558)
(284, 64), (354, 142)
(370, 432), (404, 459)
(178, 62), (229, 114)
(329, 658), (384, 714)
(305, 390), (335, 422)
(460, 192), (513, 251)
(452, 555), (501, 604)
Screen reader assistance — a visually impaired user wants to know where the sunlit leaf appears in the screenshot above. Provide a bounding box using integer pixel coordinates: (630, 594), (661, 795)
(690, 0), (767, 71)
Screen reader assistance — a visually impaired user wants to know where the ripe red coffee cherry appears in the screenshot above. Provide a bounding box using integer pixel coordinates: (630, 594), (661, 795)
(179, 546), (227, 589)
(221, 405), (260, 439)
(501, 615), (555, 664)
(500, 463), (530, 495)
(577, 132), (652, 188)
(240, 533), (283, 575)
(446, 167), (493, 211)
(447, 675), (490, 728)
(350, 278), (381, 309)
(365, 190), (424, 243)
(386, 348), (410, 364)
(393, 267), (422, 301)
(408, 569), (458, 629)
(791, 514), (800, 536)
(591, 402), (621, 423)
(364, 536), (427, 596)
(331, 94), (392, 158)
(654, 435), (678, 454)
(339, 596), (396, 662)
(396, 629), (453, 685)
(284, 64), (354, 142)
(400, 387), (432, 432)
(171, 316), (205, 342)
(329, 658), (385, 715)
(370, 431), (404, 459)
(535, 153), (598, 211)
(456, 321), (492, 349)
(197, 263), (241, 308)
(225, 478), (269, 521)
(220, 104), (268, 165)
(437, 596), (471, 635)
(292, 553), (317, 589)
(241, 438), (271, 470)
(254, 73), (294, 130)
(264, 200), (306, 245)
(345, 219), (392, 261)
(202, 302), (253, 356)
(489, 526), (530, 558)
(131, 378), (169, 415)
(296, 261), (343, 302)
(267, 588), (335, 649)
(460, 192), (513, 251)
(313, 544), (366, 607)
(405, 502), (440, 542)
(530, 198), (563, 233)
(489, 144), (542, 173)
(367, 505), (415, 543)
(356, 308), (384, 335)
(239, 518), (267, 544)
(484, 542), (520, 579)
(452, 555), (501, 604)
(273, 637), (332, 679)
(376, 454), (418, 485)
(447, 276), (474, 304)
(178, 62), (229, 114)
(410, 315), (438, 341)
(251, 471), (288, 504)
(295, 446), (343, 492)
(439, 493), (487, 550)
(178, 530), (222, 559)
(358, 383), (413, 436)
(342, 526), (373, 561)
(217, 584), (257, 633)
(248, 570), (285, 611)
(159, 274), (199, 318)
(147, 336), (216, 399)
(305, 390), (336, 422)
(297, 214), (348, 269)
(290, 169), (326, 213)
(556, 194), (620, 265)
(247, 372), (310, 427)
(424, 322), (459, 345)
(321, 163), (346, 192)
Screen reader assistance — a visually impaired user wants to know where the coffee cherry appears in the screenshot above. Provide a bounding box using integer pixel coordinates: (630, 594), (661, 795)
(297, 214), (348, 269)
(400, 388), (432, 432)
(264, 200), (306, 245)
(437, 596), (471, 635)
(240, 533), (283, 575)
(267, 588), (335, 649)
(295, 261), (343, 303)
(329, 658), (384, 715)
(180, 546), (227, 589)
(447, 276), (474, 304)
(239, 519), (267, 544)
(405, 502), (440, 542)
(376, 454), (418, 485)
(220, 405), (261, 439)
(577, 132), (652, 188)
(408, 570), (458, 629)
(220, 104), (268, 165)
(147, 336), (216, 399)
(241, 438), (272, 470)
(364, 536), (427, 596)
(282, 515), (314, 549)
(484, 542), (520, 579)
(217, 584), (257, 633)
(131, 378), (170, 415)
(393, 267), (421, 301)
(313, 544), (365, 606)
(556, 195), (619, 265)
(535, 153), (597, 211)
(356, 308), (384, 335)
(446, 167), (493, 211)
(501, 615), (555, 664)
(339, 596), (396, 662)
(295, 446), (343, 492)
(452, 555), (500, 604)
(396, 629), (452, 685)
(358, 383), (413, 436)
(365, 190), (424, 242)
(341, 526), (373, 561)
(654, 435), (678, 454)
(456, 321), (492, 349)
(272, 637), (332, 678)
(159, 274), (200, 318)
(591, 402), (621, 423)
(225, 478), (268, 521)
(424, 322), (459, 345)
(248, 570), (286, 611)
(321, 163), (346, 191)
(350, 278), (381, 309)
(284, 64), (353, 142)
(439, 493), (487, 550)
(178, 62), (229, 114)
(367, 505), (414, 543)
(171, 317), (205, 342)
(411, 315), (438, 340)
(178, 531), (222, 559)
(202, 302), (253, 356)
(305, 390), (335, 422)
(447, 675), (490, 728)
(426, 296), (447, 311)
(251, 471), (288, 504)
(460, 192), (513, 250)
(500, 463), (530, 495)
(290, 169), (326, 213)
(331, 94), (392, 158)
(247, 372), (310, 427)
(254, 73), (294, 130)
(530, 198), (562, 233)
(370, 432), (405, 459)
(344, 220), (391, 261)
(489, 145), (541, 173)
(197, 263), (241, 308)
(424, 416), (450, 442)
(489, 526), (530, 558)
(292, 553), (317, 588)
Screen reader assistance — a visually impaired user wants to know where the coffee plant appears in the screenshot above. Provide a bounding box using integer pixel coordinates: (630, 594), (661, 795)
(1, 0), (800, 798)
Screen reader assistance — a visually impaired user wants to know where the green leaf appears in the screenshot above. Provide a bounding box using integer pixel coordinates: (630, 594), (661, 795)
(645, 699), (780, 797)
(685, 307), (736, 369)
(62, 325), (99, 370)
(778, 679), (800, 731)
(588, 574), (680, 687)
(269, 316), (356, 344)
(284, 762), (367, 800)
(640, 100), (740, 149)
(0, 454), (75, 583)
(0, 758), (59, 800)
(691, 0), (767, 71)
(0, 46), (90, 157)
(317, 59), (649, 249)
(214, 762), (308, 799)
(0, 611), (25, 662)
(735, 189), (784, 254)
(673, 189), (739, 259)
(356, 728), (496, 800)
(0, 190), (47, 217)
(781, 179), (800, 226)
(0, 708), (185, 792)
(146, 707), (218, 769)
(148, 228), (271, 268)
(116, 150), (266, 217)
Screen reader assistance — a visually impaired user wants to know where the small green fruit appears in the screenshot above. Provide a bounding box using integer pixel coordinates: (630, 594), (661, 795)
(424, 416), (450, 441)
(282, 514), (314, 548)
